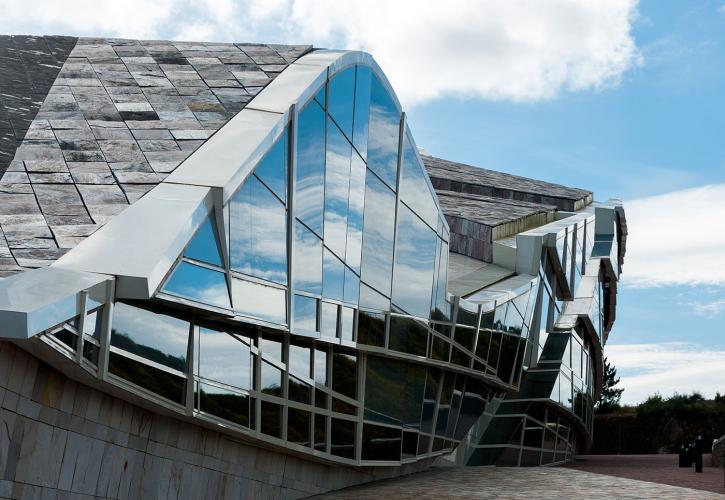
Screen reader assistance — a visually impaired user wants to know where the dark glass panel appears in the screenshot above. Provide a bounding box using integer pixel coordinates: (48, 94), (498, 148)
(254, 129), (287, 202)
(163, 261), (230, 309)
(400, 130), (438, 228)
(314, 347), (328, 385)
(360, 171), (396, 297)
(432, 437), (446, 452)
(435, 372), (456, 435)
(322, 249), (345, 301)
(343, 267), (359, 305)
(352, 65), (371, 159)
(261, 401), (282, 439)
(232, 278), (286, 325)
(457, 301), (479, 328)
(454, 326), (475, 351)
(357, 310), (385, 347)
(454, 378), (488, 441)
(295, 99), (326, 234)
(230, 175), (287, 284)
(288, 408), (312, 447)
(289, 376), (312, 404)
(358, 283), (390, 311)
(324, 121), (352, 257)
(329, 66), (355, 139)
(294, 220), (323, 294)
(445, 377), (465, 438)
(431, 336), (450, 362)
(450, 347), (471, 368)
(293, 294), (317, 336)
(261, 361), (283, 397)
(320, 301), (338, 338)
(332, 351), (357, 399)
(366, 75), (400, 189)
(433, 322), (452, 338)
(420, 368), (440, 434)
(417, 435), (430, 456)
(53, 328), (77, 350)
(346, 153), (366, 273)
(480, 308), (494, 330)
(431, 239), (451, 321)
(512, 340), (527, 387)
(476, 329), (491, 362)
(331, 419), (355, 459)
(362, 424), (401, 461)
(488, 331), (502, 372)
(111, 302), (189, 372)
(199, 383), (250, 428)
(392, 204), (437, 318)
(340, 307), (354, 342)
(82, 342), (99, 365)
(402, 431), (418, 459)
(314, 414), (327, 452)
(332, 397), (357, 416)
(108, 352), (185, 404)
(388, 316), (428, 357)
(315, 388), (328, 409)
(198, 327), (251, 390)
(184, 215), (223, 267)
(365, 356), (425, 428)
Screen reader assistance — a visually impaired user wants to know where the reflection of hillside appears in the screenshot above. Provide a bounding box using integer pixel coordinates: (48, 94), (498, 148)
(364, 356), (425, 428)
(108, 352), (184, 404)
(199, 389), (250, 427)
(111, 330), (186, 372)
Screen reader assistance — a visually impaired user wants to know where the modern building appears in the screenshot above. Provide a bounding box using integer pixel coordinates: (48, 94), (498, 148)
(0, 35), (626, 498)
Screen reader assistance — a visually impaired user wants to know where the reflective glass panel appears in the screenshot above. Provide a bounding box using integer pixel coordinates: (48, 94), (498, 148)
(345, 153), (366, 273)
(357, 310), (385, 347)
(392, 204), (437, 319)
(343, 267), (359, 305)
(289, 376), (312, 405)
(108, 352), (185, 404)
(261, 401), (282, 438)
(260, 336), (283, 361)
(198, 383), (250, 428)
(432, 239), (451, 321)
(314, 347), (328, 385)
(323, 248), (345, 301)
(83, 309), (103, 340)
(400, 131), (438, 228)
(289, 343), (311, 380)
(328, 66), (355, 141)
(111, 302), (189, 372)
(367, 75), (400, 189)
(163, 261), (230, 309)
(293, 294), (317, 336)
(314, 414), (327, 451)
(359, 283), (390, 311)
(365, 356), (425, 428)
(332, 351), (357, 399)
(254, 129), (287, 202)
(294, 221), (322, 294)
(295, 99), (326, 235)
(362, 424), (402, 461)
(184, 215), (223, 267)
(231, 278), (286, 325)
(340, 307), (354, 342)
(288, 408), (311, 447)
(320, 301), (338, 338)
(360, 171), (396, 296)
(352, 65), (371, 159)
(198, 327), (251, 390)
(261, 361), (283, 397)
(388, 315), (428, 358)
(324, 120), (352, 257)
(229, 175), (287, 284)
(331, 418), (355, 459)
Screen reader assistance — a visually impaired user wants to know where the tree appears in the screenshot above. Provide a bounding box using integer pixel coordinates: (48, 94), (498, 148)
(596, 357), (624, 413)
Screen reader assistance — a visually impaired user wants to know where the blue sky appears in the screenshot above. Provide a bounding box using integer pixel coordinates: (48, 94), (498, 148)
(2, 0), (723, 403)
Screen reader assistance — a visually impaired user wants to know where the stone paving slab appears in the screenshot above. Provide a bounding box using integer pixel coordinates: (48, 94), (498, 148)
(311, 466), (725, 499)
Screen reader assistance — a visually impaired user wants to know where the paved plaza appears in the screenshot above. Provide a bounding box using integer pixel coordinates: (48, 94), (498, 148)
(312, 461), (725, 499)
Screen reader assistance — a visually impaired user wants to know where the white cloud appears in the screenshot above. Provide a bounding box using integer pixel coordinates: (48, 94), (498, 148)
(690, 298), (725, 316)
(0, 0), (641, 106)
(606, 342), (725, 404)
(622, 183), (725, 287)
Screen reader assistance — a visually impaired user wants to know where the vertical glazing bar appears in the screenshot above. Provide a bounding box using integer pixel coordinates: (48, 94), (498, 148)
(98, 278), (115, 381)
(185, 321), (196, 416)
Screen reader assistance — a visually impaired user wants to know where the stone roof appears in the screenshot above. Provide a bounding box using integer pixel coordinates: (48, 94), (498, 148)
(0, 36), (311, 276)
(424, 155), (592, 211)
(436, 190), (555, 228)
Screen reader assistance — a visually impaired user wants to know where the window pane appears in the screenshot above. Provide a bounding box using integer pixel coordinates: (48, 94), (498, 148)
(108, 352), (185, 404)
(295, 99), (326, 235)
(332, 351), (357, 399)
(352, 65), (371, 160)
(320, 301), (338, 338)
(261, 361), (283, 397)
(294, 220), (322, 294)
(346, 153), (366, 273)
(261, 401), (282, 439)
(343, 267), (359, 305)
(293, 294), (317, 335)
(360, 171), (396, 297)
(288, 408), (311, 447)
(340, 307), (354, 342)
(388, 316), (428, 358)
(392, 204), (437, 319)
(232, 278), (286, 325)
(314, 347), (328, 385)
(163, 261), (230, 309)
(289, 376), (312, 404)
(83, 309), (103, 340)
(323, 248), (345, 301)
(199, 383), (250, 428)
(357, 311), (385, 347)
(230, 175), (287, 285)
(314, 414), (327, 452)
(288, 342), (311, 380)
(362, 424), (401, 461)
(111, 302), (189, 372)
(400, 131), (438, 228)
(329, 66), (355, 139)
(359, 283), (389, 311)
(432, 239), (451, 321)
(365, 356), (425, 428)
(254, 129), (287, 202)
(367, 75), (400, 189)
(331, 418), (355, 459)
(324, 120), (352, 258)
(184, 215), (223, 267)
(198, 327), (251, 390)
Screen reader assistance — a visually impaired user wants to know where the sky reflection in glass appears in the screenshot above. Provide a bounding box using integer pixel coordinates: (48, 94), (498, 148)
(328, 66), (355, 140)
(360, 171), (396, 297)
(324, 120), (352, 258)
(296, 100), (326, 235)
(294, 221), (322, 294)
(163, 261), (230, 309)
(184, 215), (223, 267)
(366, 75), (400, 190)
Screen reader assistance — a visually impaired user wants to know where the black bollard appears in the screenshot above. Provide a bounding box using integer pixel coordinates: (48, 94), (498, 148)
(678, 445), (688, 467)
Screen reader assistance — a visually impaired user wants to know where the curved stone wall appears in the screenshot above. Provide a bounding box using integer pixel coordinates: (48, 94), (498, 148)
(0, 341), (430, 499)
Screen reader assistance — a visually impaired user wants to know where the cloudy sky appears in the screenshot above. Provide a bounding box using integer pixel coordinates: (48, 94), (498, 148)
(2, 0), (723, 404)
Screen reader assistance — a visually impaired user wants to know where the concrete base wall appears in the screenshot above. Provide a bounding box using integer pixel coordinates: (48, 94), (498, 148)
(0, 341), (430, 499)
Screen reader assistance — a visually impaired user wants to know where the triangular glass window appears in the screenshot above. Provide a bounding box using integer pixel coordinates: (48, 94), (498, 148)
(184, 214), (223, 267)
(163, 261), (231, 310)
(254, 130), (287, 203)
(400, 130), (439, 229)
